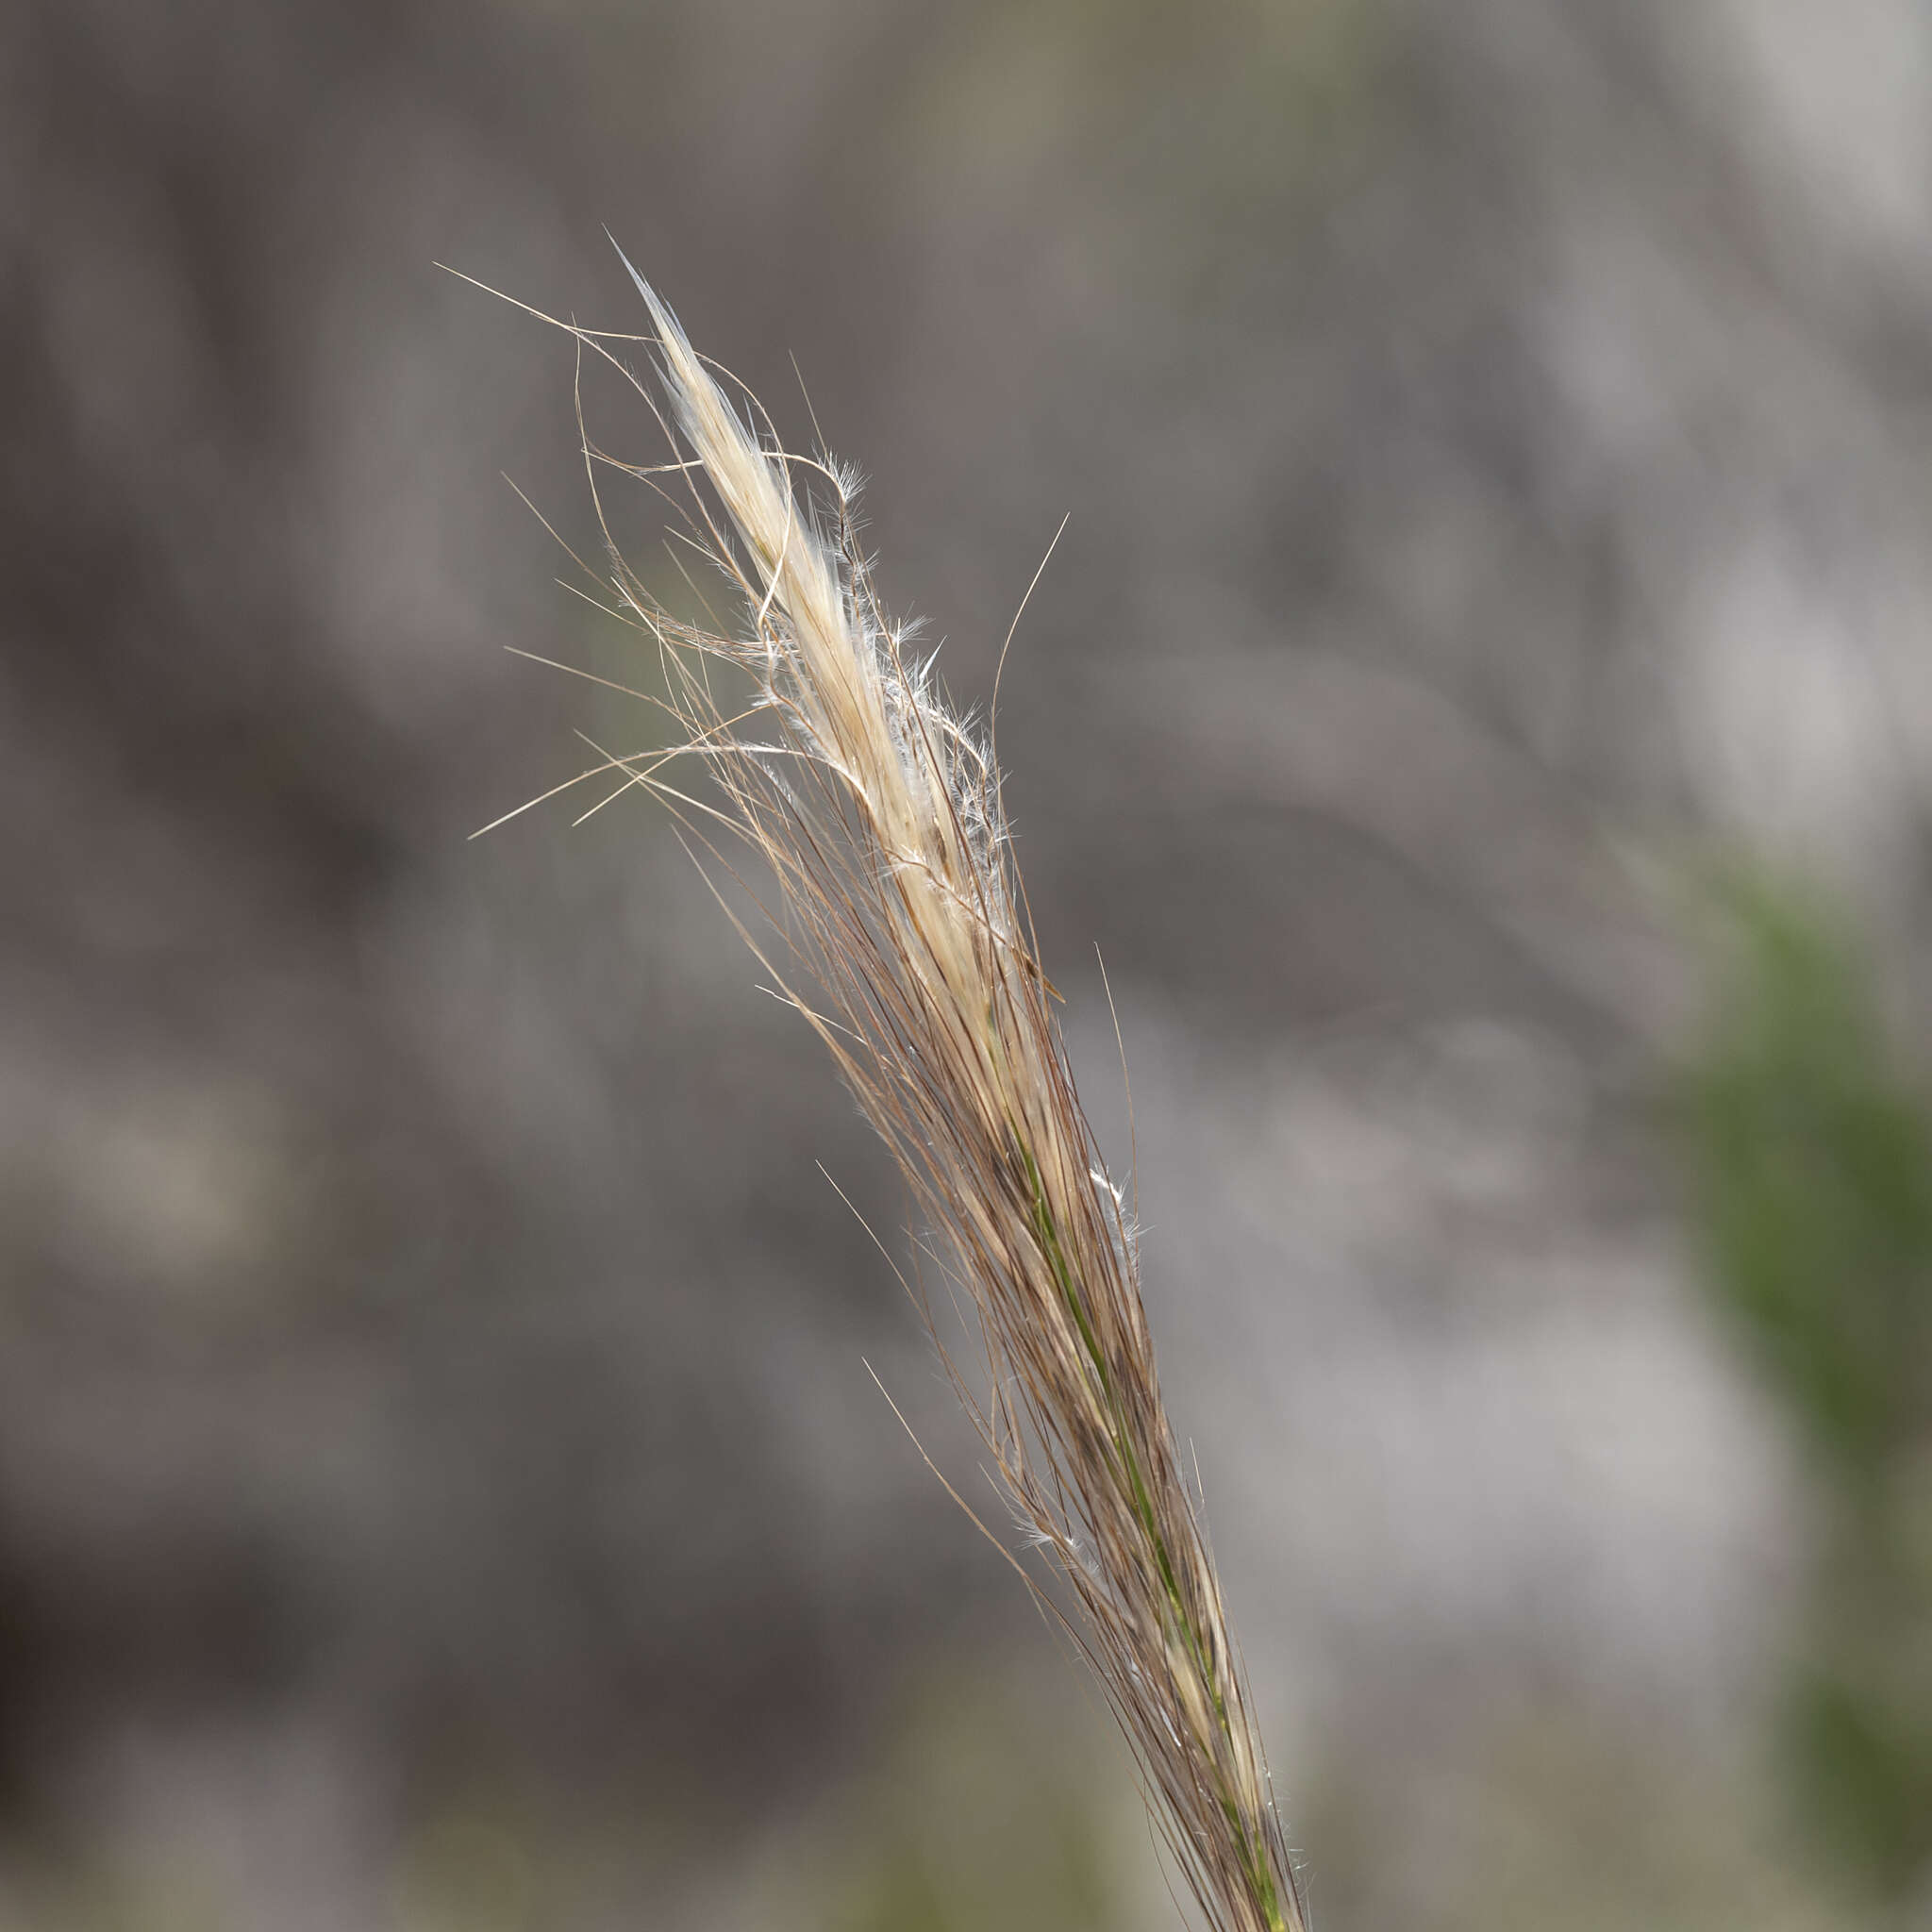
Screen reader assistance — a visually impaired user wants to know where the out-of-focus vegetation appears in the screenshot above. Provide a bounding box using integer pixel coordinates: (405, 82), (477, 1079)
(818, 1682), (1119, 1932)
(1686, 879), (1932, 1907)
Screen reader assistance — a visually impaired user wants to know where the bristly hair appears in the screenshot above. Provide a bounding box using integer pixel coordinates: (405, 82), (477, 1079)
(465, 242), (1308, 1932)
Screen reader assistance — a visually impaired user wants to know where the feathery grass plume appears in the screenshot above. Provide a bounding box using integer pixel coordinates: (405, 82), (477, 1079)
(476, 247), (1307, 1932)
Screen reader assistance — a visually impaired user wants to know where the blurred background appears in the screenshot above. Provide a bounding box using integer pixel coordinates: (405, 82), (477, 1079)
(5, 0), (1932, 1926)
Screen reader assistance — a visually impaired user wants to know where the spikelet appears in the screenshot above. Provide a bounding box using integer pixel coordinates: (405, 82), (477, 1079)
(484, 248), (1307, 1932)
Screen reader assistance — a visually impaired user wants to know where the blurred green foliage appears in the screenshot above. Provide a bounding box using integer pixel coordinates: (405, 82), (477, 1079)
(908, 0), (1387, 301)
(821, 1676), (1119, 1932)
(1684, 877), (1932, 1906)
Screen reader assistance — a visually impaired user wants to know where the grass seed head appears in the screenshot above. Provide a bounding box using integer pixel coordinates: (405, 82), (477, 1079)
(486, 246), (1307, 1932)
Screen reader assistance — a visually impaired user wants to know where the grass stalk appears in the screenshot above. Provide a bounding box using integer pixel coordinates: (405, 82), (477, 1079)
(475, 248), (1307, 1932)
